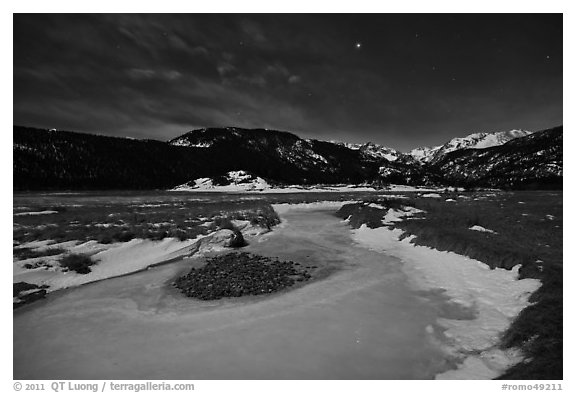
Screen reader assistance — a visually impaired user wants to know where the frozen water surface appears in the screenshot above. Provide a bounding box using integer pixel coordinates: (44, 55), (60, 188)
(14, 205), (453, 379)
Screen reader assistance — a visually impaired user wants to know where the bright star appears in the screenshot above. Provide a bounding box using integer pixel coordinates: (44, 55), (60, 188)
(355, 42), (362, 49)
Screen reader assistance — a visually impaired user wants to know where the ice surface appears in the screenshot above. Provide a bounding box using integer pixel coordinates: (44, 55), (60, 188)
(350, 220), (540, 379)
(14, 200), (539, 380)
(14, 204), (454, 379)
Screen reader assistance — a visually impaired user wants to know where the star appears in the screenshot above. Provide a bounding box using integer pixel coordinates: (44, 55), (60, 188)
(355, 42), (362, 49)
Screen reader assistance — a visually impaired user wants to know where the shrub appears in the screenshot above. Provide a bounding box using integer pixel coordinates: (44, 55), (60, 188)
(168, 228), (189, 241)
(59, 253), (96, 274)
(13, 247), (65, 260)
(96, 233), (113, 244)
(213, 216), (235, 231)
(112, 230), (135, 242)
(145, 230), (168, 241)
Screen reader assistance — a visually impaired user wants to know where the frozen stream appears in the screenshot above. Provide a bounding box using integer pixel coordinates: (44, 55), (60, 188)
(14, 205), (454, 379)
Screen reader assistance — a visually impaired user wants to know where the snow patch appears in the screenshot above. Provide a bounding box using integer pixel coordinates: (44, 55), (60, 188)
(172, 170), (270, 192)
(469, 225), (498, 234)
(14, 210), (59, 216)
(382, 207), (424, 225)
(384, 185), (446, 192)
(172, 180), (380, 194)
(171, 139), (213, 148)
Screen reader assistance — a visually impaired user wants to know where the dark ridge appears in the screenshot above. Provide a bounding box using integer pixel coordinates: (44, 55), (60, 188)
(14, 125), (562, 191)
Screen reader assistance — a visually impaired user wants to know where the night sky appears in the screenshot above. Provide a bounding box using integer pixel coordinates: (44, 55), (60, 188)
(13, 14), (562, 151)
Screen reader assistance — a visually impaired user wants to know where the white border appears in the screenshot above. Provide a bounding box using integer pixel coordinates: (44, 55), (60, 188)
(4, 2), (571, 391)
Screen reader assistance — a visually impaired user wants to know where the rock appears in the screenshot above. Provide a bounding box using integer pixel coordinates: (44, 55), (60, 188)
(198, 229), (234, 251)
(174, 252), (312, 301)
(229, 230), (247, 248)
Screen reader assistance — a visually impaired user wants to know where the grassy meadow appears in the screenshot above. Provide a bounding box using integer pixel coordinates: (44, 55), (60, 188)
(336, 190), (562, 380)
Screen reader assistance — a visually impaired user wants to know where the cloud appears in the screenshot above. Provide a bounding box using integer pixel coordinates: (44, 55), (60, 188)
(216, 62), (237, 78)
(265, 63), (290, 77)
(239, 18), (267, 45)
(126, 68), (182, 81)
(13, 14), (563, 151)
(127, 69), (156, 79)
(163, 70), (183, 80)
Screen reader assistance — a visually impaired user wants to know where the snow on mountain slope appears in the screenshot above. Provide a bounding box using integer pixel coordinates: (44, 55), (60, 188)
(410, 130), (532, 163)
(335, 141), (402, 162)
(431, 126), (562, 188)
(433, 130), (532, 159)
(169, 127), (231, 148)
(469, 130), (532, 149)
(172, 170), (270, 192)
(409, 145), (442, 163)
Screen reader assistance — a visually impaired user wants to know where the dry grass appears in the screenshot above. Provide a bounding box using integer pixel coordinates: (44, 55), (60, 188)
(13, 199), (280, 245)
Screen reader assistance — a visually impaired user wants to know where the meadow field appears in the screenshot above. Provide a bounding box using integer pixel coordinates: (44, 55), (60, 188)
(13, 190), (562, 379)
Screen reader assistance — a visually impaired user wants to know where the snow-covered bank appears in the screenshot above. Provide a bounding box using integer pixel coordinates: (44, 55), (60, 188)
(14, 210), (59, 216)
(173, 184), (457, 193)
(347, 209), (541, 379)
(14, 237), (198, 292)
(387, 185), (465, 192)
(173, 183), (380, 193)
(13, 225), (267, 294)
(169, 170), (456, 193)
(271, 200), (359, 214)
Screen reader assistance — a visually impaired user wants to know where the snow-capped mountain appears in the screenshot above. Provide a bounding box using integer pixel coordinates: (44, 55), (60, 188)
(410, 129), (533, 163)
(13, 125), (561, 191)
(430, 127), (561, 188)
(409, 145), (443, 163)
(334, 141), (403, 162)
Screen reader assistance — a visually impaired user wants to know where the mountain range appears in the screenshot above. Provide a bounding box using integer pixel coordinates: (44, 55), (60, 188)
(13, 125), (562, 191)
(409, 129), (533, 163)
